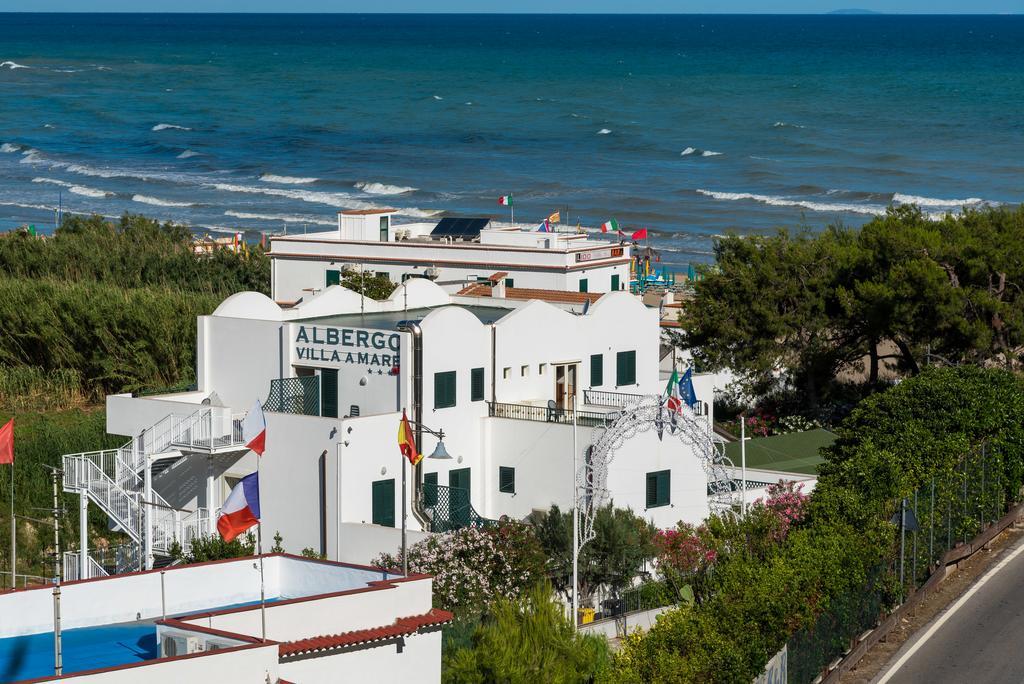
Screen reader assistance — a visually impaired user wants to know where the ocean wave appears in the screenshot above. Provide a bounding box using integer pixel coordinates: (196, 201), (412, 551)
(176, 149), (201, 159)
(696, 188), (888, 216)
(152, 123), (191, 132)
(132, 194), (195, 208)
(892, 193), (985, 208)
(597, 128), (612, 135)
(355, 181), (417, 196)
(432, 95), (443, 100)
(681, 147), (722, 157)
(32, 177), (112, 199)
(773, 121), (804, 129)
(259, 174), (318, 185)
(1, 61), (30, 70)
(0, 143), (18, 153)
(19, 149), (44, 164)
(207, 182), (368, 209)
(224, 210), (335, 226)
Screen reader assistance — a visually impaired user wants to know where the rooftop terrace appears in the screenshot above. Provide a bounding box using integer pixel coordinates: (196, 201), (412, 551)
(0, 554), (400, 682)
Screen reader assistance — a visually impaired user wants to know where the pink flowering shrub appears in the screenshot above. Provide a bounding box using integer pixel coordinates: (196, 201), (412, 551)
(756, 480), (809, 540)
(745, 412), (777, 437)
(654, 522), (717, 577)
(372, 521), (546, 613)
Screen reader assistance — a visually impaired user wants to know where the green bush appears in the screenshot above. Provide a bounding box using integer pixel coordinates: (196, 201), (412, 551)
(0, 408), (124, 578)
(608, 367), (1024, 682)
(443, 583), (610, 684)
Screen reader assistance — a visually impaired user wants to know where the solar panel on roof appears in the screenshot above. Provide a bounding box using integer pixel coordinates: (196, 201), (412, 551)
(429, 217), (490, 239)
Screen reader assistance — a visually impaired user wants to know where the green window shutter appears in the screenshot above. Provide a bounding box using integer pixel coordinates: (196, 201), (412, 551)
(579, 279), (588, 293)
(505, 278), (514, 288)
(499, 466), (515, 494)
(646, 470), (670, 508)
(434, 371), (456, 409)
(320, 368), (338, 418)
(616, 350), (636, 386)
(611, 274), (620, 291)
(590, 354), (603, 387)
(471, 367), (485, 402)
(372, 479), (396, 527)
(424, 472), (438, 507)
(325, 269), (341, 287)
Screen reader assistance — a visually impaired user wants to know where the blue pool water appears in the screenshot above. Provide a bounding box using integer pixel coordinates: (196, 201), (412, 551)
(0, 597), (278, 681)
(0, 622), (157, 682)
(0, 14), (1022, 268)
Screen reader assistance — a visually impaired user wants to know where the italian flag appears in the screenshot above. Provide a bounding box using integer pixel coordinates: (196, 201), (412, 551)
(663, 369), (683, 414)
(498, 195), (512, 206)
(601, 218), (618, 234)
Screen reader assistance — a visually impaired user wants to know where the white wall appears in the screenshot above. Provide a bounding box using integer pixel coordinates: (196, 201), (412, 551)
(334, 523), (430, 566)
(0, 557), (282, 637)
(50, 644), (280, 684)
(279, 630), (442, 684)
(200, 315), (285, 410)
(258, 412), (342, 555)
(604, 428), (710, 529)
(483, 417), (576, 520)
(190, 575), (431, 642)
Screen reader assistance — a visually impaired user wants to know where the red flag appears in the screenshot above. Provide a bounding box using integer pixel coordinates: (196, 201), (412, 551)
(0, 418), (13, 465)
(398, 410), (421, 466)
(631, 228), (648, 241)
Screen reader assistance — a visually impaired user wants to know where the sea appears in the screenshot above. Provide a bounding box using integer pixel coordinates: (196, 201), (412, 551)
(0, 13), (1021, 270)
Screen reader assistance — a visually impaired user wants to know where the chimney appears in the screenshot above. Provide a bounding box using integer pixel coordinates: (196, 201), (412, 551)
(492, 278), (507, 298)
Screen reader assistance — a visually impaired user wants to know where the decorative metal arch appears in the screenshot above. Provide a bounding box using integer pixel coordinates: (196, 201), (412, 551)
(578, 395), (738, 546)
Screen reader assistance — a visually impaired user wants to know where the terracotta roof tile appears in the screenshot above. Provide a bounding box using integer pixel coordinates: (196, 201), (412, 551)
(279, 609), (454, 657)
(455, 283), (604, 305)
(488, 271), (509, 281)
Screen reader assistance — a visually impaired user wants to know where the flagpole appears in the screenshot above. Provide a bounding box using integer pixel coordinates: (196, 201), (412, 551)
(256, 458), (266, 642)
(9, 464), (14, 588)
(571, 393), (579, 632)
(740, 416), (747, 516)
(510, 200), (514, 226)
(401, 450), (407, 577)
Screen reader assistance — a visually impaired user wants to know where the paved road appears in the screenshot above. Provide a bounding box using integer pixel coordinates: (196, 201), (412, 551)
(877, 534), (1024, 683)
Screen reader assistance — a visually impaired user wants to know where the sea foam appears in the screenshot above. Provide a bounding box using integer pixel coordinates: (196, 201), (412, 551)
(132, 195), (195, 208)
(176, 149), (201, 159)
(355, 181), (417, 195)
(259, 174), (318, 185)
(152, 123), (191, 132)
(32, 177), (112, 199)
(696, 188), (887, 216)
(597, 128), (612, 135)
(1, 61), (29, 70)
(681, 147), (723, 157)
(0, 143), (18, 153)
(892, 193), (985, 208)
(224, 210), (335, 226)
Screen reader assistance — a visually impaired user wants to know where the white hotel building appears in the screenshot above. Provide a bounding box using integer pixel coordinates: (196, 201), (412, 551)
(269, 209), (632, 303)
(61, 275), (726, 581)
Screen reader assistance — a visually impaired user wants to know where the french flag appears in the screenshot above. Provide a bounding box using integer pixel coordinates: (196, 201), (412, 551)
(217, 472), (260, 543)
(242, 400), (267, 456)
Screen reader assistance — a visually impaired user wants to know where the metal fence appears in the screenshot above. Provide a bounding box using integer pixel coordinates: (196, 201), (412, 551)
(263, 376), (320, 416)
(420, 483), (498, 533)
(488, 401), (611, 428)
(787, 442), (1011, 682)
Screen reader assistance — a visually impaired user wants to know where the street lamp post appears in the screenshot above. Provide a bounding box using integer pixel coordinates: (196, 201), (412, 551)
(402, 418), (451, 576)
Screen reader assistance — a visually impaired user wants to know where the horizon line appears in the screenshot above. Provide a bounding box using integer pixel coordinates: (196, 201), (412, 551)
(0, 10), (1021, 14)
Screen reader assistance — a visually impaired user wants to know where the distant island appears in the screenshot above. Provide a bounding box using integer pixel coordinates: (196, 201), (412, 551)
(828, 8), (885, 13)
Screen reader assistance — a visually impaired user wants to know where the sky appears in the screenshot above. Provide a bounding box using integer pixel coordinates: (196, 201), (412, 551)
(0, 1), (1020, 12)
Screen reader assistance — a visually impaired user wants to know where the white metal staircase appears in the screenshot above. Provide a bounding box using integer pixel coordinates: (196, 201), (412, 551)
(63, 406), (247, 576)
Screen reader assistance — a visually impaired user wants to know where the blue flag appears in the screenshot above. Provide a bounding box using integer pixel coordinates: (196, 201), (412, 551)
(679, 368), (697, 408)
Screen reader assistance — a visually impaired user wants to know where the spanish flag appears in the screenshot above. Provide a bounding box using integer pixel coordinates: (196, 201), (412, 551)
(547, 211), (560, 224)
(398, 410), (421, 466)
